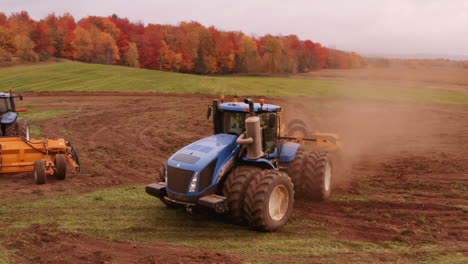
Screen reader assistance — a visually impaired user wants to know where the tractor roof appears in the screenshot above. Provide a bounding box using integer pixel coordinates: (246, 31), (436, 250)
(0, 93), (11, 98)
(219, 102), (281, 112)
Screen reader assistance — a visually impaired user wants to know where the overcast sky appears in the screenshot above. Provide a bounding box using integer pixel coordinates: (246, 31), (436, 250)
(2, 0), (467, 58)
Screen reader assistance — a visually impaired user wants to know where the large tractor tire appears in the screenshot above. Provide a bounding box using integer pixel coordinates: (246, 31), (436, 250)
(155, 163), (166, 183)
(243, 170), (295, 232)
(54, 154), (67, 180)
(222, 166), (262, 224)
(16, 119), (30, 140)
(34, 160), (47, 185)
(286, 147), (306, 192)
(155, 163), (174, 208)
(4, 123), (16, 137)
(303, 151), (333, 201)
(71, 147), (80, 167)
(286, 119), (309, 138)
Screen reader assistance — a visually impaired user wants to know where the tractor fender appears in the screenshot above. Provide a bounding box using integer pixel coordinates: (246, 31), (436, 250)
(1, 112), (17, 124)
(279, 142), (301, 162)
(241, 157), (277, 169)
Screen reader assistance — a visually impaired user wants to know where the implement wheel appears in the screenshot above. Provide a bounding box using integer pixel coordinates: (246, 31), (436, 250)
(71, 147), (80, 167)
(286, 119), (309, 138)
(222, 166), (262, 224)
(244, 170), (294, 232)
(34, 160), (47, 185)
(17, 119), (30, 140)
(303, 151), (333, 201)
(54, 154), (67, 180)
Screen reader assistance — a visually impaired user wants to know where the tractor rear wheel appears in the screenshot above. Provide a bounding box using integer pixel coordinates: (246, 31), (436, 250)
(303, 151), (333, 201)
(287, 147), (306, 192)
(54, 154), (67, 180)
(16, 119), (30, 140)
(4, 123), (17, 136)
(34, 160), (47, 185)
(222, 166), (262, 224)
(243, 170), (294, 232)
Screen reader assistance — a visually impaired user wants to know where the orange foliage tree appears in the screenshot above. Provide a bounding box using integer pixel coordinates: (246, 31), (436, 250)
(1, 10), (369, 73)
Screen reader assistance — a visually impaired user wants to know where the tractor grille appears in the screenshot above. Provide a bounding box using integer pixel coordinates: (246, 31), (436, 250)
(166, 166), (194, 194)
(198, 159), (217, 192)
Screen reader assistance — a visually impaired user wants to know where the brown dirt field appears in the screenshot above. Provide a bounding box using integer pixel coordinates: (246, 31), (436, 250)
(1, 92), (467, 262)
(294, 67), (468, 92)
(2, 223), (240, 264)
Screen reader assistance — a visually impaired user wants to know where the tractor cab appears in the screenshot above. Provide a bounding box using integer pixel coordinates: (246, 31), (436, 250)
(209, 98), (282, 157)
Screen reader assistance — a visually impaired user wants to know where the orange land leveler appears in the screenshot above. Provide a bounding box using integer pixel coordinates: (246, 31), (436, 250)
(0, 137), (80, 184)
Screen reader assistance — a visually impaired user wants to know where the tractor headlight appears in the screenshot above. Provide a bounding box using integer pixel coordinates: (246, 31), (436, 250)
(189, 172), (199, 193)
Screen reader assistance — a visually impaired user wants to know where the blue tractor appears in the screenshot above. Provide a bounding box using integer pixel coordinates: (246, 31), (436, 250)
(0, 91), (30, 139)
(146, 97), (342, 231)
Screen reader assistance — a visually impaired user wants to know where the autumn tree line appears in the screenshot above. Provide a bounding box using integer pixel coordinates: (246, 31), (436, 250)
(0, 11), (368, 74)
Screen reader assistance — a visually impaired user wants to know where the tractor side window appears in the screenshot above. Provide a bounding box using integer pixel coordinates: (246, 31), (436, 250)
(260, 113), (277, 154)
(0, 99), (9, 113)
(224, 112), (246, 136)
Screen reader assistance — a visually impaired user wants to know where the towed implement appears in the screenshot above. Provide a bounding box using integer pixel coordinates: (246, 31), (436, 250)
(0, 137), (80, 184)
(0, 90), (80, 184)
(146, 96), (342, 231)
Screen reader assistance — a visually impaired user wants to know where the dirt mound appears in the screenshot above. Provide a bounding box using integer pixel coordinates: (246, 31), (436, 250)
(3, 223), (240, 264)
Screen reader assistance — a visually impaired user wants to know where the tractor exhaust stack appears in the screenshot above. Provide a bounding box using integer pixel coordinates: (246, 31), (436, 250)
(236, 99), (264, 159)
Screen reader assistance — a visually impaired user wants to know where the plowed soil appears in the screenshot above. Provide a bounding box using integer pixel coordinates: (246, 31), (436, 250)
(2, 223), (241, 264)
(1, 92), (467, 262)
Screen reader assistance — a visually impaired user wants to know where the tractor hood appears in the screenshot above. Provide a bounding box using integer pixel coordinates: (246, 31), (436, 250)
(1, 112), (17, 124)
(167, 133), (238, 172)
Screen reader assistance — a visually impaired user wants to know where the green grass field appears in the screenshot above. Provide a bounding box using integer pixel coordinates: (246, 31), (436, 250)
(1, 62), (467, 263)
(1, 62), (468, 104)
(2, 186), (465, 264)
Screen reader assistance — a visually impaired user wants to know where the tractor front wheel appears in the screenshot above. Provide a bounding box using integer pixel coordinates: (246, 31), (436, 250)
(303, 151), (333, 201)
(244, 170), (294, 232)
(34, 160), (47, 185)
(54, 154), (67, 180)
(222, 166), (262, 224)
(155, 164), (174, 208)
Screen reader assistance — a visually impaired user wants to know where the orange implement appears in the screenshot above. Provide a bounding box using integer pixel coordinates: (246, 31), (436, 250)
(0, 137), (80, 184)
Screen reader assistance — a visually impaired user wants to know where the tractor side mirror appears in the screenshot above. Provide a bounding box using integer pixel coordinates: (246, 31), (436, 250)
(19, 95), (23, 101)
(207, 106), (212, 120)
(269, 114), (276, 128)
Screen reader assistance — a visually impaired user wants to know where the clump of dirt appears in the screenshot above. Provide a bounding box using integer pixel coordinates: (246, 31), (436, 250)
(3, 223), (241, 264)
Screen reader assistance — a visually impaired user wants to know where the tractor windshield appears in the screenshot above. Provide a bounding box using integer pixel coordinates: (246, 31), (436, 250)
(0, 98), (11, 113)
(223, 112), (247, 136)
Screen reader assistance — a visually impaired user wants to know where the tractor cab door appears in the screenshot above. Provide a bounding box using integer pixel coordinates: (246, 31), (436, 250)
(260, 113), (278, 154)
